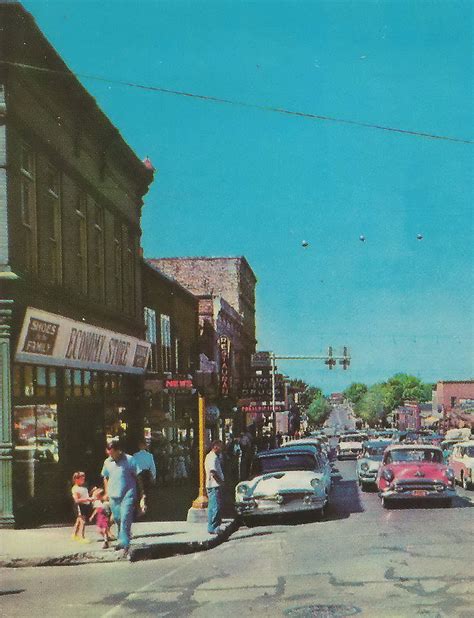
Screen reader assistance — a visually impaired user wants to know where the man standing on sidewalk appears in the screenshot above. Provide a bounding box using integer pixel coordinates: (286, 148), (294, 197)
(205, 440), (224, 534)
(133, 438), (156, 512)
(102, 437), (145, 555)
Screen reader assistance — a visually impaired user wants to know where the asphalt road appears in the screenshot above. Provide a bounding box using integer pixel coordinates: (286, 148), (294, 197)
(327, 404), (357, 432)
(2, 461), (473, 618)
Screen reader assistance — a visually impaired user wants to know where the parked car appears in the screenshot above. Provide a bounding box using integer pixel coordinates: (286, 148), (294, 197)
(281, 438), (333, 486)
(449, 441), (474, 490)
(376, 444), (456, 508)
(337, 433), (367, 459)
(235, 445), (330, 520)
(356, 441), (389, 490)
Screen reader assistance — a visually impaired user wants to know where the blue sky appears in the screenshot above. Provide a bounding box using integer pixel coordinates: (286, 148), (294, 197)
(24, 0), (473, 393)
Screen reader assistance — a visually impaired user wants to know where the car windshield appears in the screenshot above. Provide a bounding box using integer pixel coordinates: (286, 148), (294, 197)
(386, 449), (443, 464)
(365, 448), (385, 459)
(340, 435), (365, 443)
(254, 454), (316, 475)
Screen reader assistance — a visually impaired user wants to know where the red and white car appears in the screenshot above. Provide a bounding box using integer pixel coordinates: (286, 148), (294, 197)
(376, 444), (456, 508)
(449, 440), (474, 490)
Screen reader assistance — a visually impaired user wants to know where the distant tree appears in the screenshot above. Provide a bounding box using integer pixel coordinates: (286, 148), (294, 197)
(306, 394), (332, 427)
(298, 385), (323, 411)
(343, 383), (368, 405)
(355, 384), (387, 426)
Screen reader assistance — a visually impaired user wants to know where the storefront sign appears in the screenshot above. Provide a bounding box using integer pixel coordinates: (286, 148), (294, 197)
(219, 336), (231, 397)
(241, 404), (285, 413)
(164, 378), (195, 394)
(16, 307), (151, 374)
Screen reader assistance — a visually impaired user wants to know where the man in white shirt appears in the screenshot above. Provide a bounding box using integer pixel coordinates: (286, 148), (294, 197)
(204, 440), (224, 534)
(133, 439), (156, 511)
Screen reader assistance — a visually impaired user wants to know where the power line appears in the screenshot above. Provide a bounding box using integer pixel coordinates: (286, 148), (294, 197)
(2, 59), (473, 145)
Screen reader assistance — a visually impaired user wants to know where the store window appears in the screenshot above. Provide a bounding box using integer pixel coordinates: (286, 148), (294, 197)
(20, 143), (38, 274)
(13, 403), (59, 508)
(160, 314), (172, 372)
(14, 365), (58, 400)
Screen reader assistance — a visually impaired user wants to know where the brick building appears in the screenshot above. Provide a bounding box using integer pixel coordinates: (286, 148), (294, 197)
(434, 381), (474, 412)
(142, 261), (199, 446)
(0, 3), (153, 526)
(147, 257), (257, 434)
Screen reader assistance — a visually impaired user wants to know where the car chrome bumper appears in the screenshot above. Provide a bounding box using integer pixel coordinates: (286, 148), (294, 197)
(379, 488), (456, 500)
(338, 451), (361, 459)
(236, 496), (326, 516)
(358, 473), (377, 482)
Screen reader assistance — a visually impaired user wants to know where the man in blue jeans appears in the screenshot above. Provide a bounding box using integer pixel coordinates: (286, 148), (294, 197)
(205, 440), (224, 534)
(102, 438), (145, 556)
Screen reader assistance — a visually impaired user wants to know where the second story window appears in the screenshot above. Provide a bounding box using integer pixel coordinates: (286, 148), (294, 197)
(114, 220), (123, 308)
(45, 165), (62, 285)
(75, 193), (88, 295)
(92, 204), (105, 302)
(123, 226), (136, 315)
(174, 338), (180, 373)
(160, 314), (171, 372)
(144, 307), (158, 372)
(20, 144), (38, 274)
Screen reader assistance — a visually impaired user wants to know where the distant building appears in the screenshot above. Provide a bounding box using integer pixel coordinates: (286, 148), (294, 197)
(435, 381), (474, 412)
(146, 258), (257, 434)
(142, 261), (199, 445)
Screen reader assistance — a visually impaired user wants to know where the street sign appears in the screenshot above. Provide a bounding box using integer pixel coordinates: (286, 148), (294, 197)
(251, 351), (272, 368)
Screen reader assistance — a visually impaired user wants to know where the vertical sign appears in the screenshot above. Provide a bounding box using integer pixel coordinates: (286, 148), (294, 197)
(219, 336), (231, 397)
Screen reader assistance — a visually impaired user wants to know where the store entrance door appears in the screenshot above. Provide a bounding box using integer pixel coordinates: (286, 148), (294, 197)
(62, 403), (105, 491)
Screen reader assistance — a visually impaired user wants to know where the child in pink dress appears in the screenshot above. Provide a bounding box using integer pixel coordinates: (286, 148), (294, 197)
(89, 487), (112, 548)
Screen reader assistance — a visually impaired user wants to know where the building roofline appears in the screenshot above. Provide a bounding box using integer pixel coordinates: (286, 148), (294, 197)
(142, 260), (198, 303)
(2, 2), (153, 191)
(436, 380), (474, 385)
(149, 256), (257, 282)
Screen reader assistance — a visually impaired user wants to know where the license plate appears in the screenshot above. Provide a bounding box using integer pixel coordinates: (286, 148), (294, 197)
(412, 490), (427, 497)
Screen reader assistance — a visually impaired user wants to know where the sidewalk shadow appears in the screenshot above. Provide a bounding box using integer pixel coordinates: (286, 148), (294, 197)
(132, 531), (186, 540)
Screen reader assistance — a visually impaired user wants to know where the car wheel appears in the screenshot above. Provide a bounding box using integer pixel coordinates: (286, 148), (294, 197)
(361, 482), (369, 492)
(461, 472), (471, 490)
(381, 497), (393, 509)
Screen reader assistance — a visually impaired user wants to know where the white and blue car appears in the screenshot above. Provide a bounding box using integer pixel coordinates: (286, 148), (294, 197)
(356, 440), (390, 490)
(235, 445), (330, 521)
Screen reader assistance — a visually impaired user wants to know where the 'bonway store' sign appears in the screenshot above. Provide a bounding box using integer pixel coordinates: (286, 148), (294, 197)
(16, 307), (151, 374)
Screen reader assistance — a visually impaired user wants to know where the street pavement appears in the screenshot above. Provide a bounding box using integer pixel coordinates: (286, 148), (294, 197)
(1, 460), (473, 617)
(327, 404), (357, 432)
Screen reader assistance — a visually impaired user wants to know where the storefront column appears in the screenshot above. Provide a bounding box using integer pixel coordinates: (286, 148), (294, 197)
(0, 299), (15, 527)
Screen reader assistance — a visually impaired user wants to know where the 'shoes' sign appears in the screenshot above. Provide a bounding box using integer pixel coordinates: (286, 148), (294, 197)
(16, 307), (151, 374)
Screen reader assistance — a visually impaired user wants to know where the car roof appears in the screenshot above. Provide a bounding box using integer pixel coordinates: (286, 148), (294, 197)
(364, 440), (391, 448)
(256, 445), (319, 459)
(282, 439), (322, 447)
(384, 443), (442, 452)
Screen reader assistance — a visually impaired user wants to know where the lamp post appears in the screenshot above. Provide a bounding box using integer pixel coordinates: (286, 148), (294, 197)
(191, 394), (208, 511)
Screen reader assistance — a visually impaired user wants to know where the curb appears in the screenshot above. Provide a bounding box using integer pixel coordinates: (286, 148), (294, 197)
(0, 519), (239, 568)
(129, 519), (239, 562)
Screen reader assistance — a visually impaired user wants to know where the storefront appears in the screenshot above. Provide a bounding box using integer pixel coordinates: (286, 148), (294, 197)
(12, 307), (150, 525)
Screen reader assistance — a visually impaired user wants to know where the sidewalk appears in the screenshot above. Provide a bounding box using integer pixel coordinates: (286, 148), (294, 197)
(0, 518), (238, 568)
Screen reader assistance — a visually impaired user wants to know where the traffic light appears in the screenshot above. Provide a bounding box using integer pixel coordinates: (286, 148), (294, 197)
(325, 346), (336, 370)
(339, 346), (350, 370)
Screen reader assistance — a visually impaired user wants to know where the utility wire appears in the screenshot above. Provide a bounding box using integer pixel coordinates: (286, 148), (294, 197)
(2, 59), (473, 145)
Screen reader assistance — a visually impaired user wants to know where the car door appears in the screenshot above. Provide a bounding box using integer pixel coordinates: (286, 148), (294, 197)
(450, 446), (461, 480)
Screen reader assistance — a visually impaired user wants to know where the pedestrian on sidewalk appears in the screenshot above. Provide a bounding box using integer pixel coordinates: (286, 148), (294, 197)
(89, 487), (113, 549)
(101, 437), (145, 555)
(71, 471), (92, 543)
(133, 438), (156, 512)
(205, 440), (224, 534)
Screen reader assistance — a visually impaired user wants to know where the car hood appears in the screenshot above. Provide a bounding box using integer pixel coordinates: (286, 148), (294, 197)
(359, 459), (381, 471)
(339, 441), (363, 449)
(250, 470), (319, 496)
(387, 462), (448, 481)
